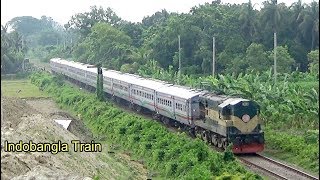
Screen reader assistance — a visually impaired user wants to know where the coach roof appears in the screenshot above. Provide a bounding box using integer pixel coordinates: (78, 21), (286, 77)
(156, 85), (203, 99)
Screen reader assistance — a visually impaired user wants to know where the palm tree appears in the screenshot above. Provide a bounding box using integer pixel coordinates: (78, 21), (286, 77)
(10, 31), (23, 52)
(1, 23), (11, 49)
(260, 0), (281, 83)
(261, 0), (281, 33)
(239, 0), (256, 42)
(290, 0), (304, 22)
(297, 1), (319, 50)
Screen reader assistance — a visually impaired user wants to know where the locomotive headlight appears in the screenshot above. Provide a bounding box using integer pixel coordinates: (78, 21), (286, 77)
(242, 114), (250, 123)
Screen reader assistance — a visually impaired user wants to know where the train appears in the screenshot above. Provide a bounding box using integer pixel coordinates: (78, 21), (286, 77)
(50, 58), (264, 154)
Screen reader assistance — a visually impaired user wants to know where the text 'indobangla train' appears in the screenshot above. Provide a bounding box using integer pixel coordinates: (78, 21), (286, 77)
(50, 58), (264, 153)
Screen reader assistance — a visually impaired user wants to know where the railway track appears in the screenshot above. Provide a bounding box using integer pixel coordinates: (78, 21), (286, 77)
(237, 153), (319, 180)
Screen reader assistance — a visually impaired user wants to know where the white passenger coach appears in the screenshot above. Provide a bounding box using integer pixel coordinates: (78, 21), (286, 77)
(50, 58), (203, 126)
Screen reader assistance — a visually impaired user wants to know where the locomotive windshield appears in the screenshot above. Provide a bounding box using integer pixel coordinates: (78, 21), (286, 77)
(231, 101), (260, 120)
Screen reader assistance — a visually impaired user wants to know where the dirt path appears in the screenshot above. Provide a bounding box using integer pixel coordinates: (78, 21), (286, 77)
(1, 97), (148, 180)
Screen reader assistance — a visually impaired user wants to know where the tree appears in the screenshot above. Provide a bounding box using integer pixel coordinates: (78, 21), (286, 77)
(307, 49), (319, 74)
(268, 45), (295, 73)
(1, 26), (26, 74)
(245, 43), (272, 72)
(8, 16), (44, 36)
(36, 30), (62, 46)
(119, 22), (144, 48)
(261, 0), (281, 32)
(72, 23), (133, 69)
(297, 1), (319, 50)
(66, 6), (121, 36)
(142, 9), (170, 28)
(239, 0), (257, 42)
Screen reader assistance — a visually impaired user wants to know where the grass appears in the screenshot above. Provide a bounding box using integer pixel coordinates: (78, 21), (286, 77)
(1, 79), (49, 98)
(295, 81), (319, 91)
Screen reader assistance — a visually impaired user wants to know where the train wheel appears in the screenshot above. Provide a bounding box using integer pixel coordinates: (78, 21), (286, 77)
(211, 135), (218, 146)
(222, 139), (228, 150)
(129, 103), (134, 110)
(162, 117), (170, 125)
(201, 131), (207, 142)
(115, 97), (121, 103)
(218, 138), (223, 148)
(188, 128), (196, 138)
(135, 105), (141, 112)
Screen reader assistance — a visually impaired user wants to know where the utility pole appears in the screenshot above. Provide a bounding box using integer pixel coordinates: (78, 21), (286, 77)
(274, 32), (277, 83)
(178, 35), (181, 85)
(212, 37), (215, 77)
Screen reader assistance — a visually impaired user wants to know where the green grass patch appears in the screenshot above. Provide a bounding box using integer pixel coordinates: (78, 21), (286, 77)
(264, 128), (319, 174)
(294, 81), (319, 91)
(1, 79), (50, 98)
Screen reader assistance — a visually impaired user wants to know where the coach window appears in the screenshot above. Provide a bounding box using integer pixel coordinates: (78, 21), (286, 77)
(152, 95), (154, 100)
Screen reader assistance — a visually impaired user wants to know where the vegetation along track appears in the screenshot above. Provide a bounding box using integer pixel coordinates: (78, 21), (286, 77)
(54, 73), (317, 179)
(237, 153), (319, 180)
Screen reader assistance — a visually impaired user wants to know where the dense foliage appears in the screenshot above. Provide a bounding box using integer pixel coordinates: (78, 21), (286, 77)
(1, 25), (26, 73)
(4, 1), (319, 75)
(138, 64), (319, 130)
(30, 72), (262, 179)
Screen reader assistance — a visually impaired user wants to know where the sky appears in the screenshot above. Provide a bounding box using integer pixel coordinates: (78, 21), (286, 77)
(1, 0), (315, 26)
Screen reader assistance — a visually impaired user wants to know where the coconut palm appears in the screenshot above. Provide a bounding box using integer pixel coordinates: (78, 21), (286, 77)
(239, 0), (257, 42)
(261, 0), (281, 33)
(297, 1), (319, 50)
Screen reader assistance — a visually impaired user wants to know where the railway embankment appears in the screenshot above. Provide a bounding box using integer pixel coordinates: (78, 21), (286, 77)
(29, 72), (263, 179)
(1, 78), (148, 179)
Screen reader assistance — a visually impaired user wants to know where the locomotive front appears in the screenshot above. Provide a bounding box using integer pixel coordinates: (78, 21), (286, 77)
(220, 99), (264, 153)
(198, 94), (264, 154)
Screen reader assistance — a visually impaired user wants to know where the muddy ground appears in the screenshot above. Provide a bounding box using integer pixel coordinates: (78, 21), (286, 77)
(1, 97), (148, 180)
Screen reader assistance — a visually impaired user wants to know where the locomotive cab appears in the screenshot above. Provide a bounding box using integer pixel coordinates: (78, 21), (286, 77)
(199, 93), (264, 153)
(223, 99), (264, 153)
